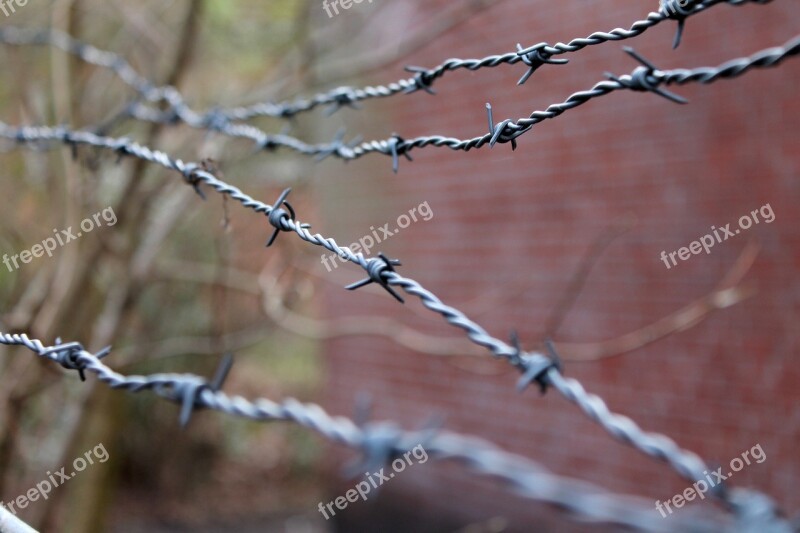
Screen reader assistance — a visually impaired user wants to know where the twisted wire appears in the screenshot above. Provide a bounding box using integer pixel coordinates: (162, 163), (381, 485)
(0, 0), (771, 126)
(0, 12), (794, 529)
(0, 26), (357, 160)
(0, 332), (727, 532)
(659, 35), (800, 85)
(2, 17), (792, 169)
(0, 122), (740, 507)
(344, 32), (800, 164)
(183, 0), (771, 120)
(109, 32), (800, 166)
(124, 103), (362, 161)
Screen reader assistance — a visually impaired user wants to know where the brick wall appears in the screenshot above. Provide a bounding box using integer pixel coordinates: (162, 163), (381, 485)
(313, 1), (800, 530)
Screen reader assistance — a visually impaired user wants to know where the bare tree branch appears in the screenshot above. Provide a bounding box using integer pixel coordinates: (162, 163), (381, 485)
(556, 241), (760, 362)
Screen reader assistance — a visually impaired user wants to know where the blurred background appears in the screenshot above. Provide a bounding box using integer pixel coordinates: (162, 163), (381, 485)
(0, 0), (798, 531)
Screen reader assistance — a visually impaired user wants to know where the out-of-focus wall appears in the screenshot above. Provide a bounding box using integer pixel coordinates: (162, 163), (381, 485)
(317, 1), (800, 530)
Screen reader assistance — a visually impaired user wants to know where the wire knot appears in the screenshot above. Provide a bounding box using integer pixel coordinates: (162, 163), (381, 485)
(516, 44), (569, 85)
(513, 335), (562, 394)
(326, 87), (361, 115)
(659, 0), (695, 19)
(202, 107), (230, 131)
(345, 252), (404, 303)
(387, 134), (413, 173)
(256, 136), (279, 152)
(485, 103), (521, 149)
(256, 124), (292, 153)
(348, 421), (404, 478)
(40, 338), (111, 382)
(180, 162), (207, 200)
(404, 66), (437, 95)
(346, 394), (442, 479)
(112, 136), (133, 164)
(658, 0), (700, 48)
(727, 488), (790, 531)
(169, 353), (234, 428)
(266, 188), (299, 247)
(606, 48), (688, 105)
(59, 125), (80, 160)
(315, 128), (361, 162)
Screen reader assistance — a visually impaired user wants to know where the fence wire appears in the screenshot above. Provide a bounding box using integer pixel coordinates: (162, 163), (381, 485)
(0, 2), (797, 531)
(0, 109), (793, 529)
(0, 0), (779, 167)
(7, 32), (794, 171)
(0, 332), (735, 533)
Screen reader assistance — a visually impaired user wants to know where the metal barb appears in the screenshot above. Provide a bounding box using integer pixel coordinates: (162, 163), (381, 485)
(41, 340), (88, 381)
(178, 352), (235, 428)
(182, 164), (208, 200)
(673, 19), (685, 49)
(345, 253), (404, 303)
(516, 44), (569, 85)
(388, 135), (412, 173)
(659, 0), (697, 49)
(610, 47), (689, 104)
(485, 103), (518, 150)
(266, 188), (295, 247)
(0, 28), (797, 530)
(404, 65), (437, 95)
(514, 336), (561, 395)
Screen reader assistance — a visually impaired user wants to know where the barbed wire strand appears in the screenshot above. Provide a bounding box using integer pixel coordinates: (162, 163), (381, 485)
(0, 1), (768, 122)
(134, 31), (800, 172)
(0, 121), (787, 524)
(0, 20), (800, 168)
(115, 34), (800, 169)
(0, 26), (360, 159)
(343, 32), (800, 170)
(0, 0), (773, 154)
(0, 505), (38, 533)
(185, 0), (772, 120)
(0, 9), (794, 531)
(0, 332), (746, 533)
(214, 0), (771, 120)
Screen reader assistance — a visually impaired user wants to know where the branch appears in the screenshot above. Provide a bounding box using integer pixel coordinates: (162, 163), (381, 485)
(555, 241), (759, 362)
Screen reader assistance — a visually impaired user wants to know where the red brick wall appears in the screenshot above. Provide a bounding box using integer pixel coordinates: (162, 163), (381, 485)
(314, 1), (800, 530)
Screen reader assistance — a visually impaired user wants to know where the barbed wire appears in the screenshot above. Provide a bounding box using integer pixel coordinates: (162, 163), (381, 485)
(0, 331), (759, 533)
(0, 5), (795, 530)
(132, 31), (800, 173)
(4, 27), (795, 173)
(0, 120), (783, 522)
(346, 32), (800, 171)
(213, 0), (771, 119)
(95, 32), (800, 172)
(0, 26), (361, 160)
(0, 1), (768, 124)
